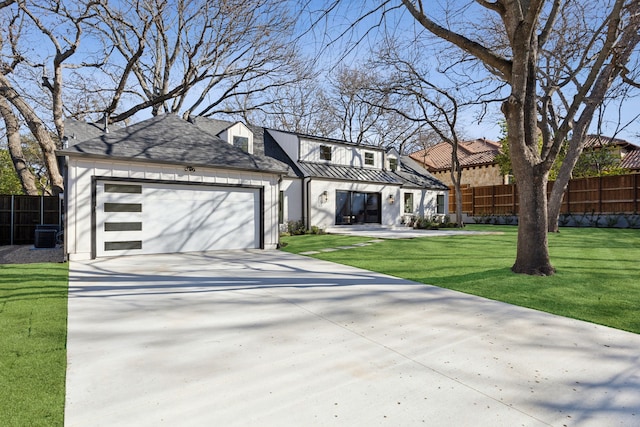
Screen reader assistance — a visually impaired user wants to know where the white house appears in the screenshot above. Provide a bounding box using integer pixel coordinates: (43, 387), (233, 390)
(59, 114), (448, 260)
(59, 115), (288, 260)
(190, 117), (449, 229)
(261, 129), (449, 230)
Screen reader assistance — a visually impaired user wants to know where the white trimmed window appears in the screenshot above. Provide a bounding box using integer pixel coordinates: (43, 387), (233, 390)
(404, 193), (413, 214)
(320, 145), (332, 161)
(233, 136), (249, 153)
(365, 152), (375, 166)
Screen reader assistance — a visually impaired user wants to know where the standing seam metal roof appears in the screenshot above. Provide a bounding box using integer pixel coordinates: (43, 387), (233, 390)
(296, 159), (448, 190)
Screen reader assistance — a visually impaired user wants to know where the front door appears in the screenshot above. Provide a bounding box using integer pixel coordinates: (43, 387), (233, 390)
(335, 191), (381, 225)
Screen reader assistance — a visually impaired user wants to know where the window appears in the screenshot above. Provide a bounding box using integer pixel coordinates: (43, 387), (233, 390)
(437, 194), (445, 214)
(278, 191), (284, 224)
(320, 145), (332, 161)
(388, 158), (398, 171)
(335, 191), (381, 225)
(104, 203), (142, 213)
(365, 152), (374, 166)
(104, 222), (142, 231)
(105, 241), (142, 251)
(104, 184), (142, 194)
(233, 136), (249, 153)
(403, 193), (413, 214)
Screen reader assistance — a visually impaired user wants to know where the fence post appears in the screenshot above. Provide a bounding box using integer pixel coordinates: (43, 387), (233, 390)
(10, 195), (15, 245)
(598, 176), (603, 213)
(635, 173), (639, 213)
(491, 185), (496, 214)
(472, 187), (475, 216)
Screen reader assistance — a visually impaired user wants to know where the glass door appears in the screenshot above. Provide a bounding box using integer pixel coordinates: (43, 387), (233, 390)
(334, 191), (381, 225)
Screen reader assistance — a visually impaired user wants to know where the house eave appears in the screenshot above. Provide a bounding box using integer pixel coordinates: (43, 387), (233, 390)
(305, 175), (401, 186)
(56, 150), (288, 175)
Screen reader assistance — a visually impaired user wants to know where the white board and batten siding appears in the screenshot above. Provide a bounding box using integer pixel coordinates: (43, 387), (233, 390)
(66, 159), (280, 260)
(299, 139), (383, 169)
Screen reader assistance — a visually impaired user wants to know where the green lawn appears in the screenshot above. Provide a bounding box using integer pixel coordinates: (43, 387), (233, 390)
(0, 263), (68, 427)
(281, 226), (640, 334)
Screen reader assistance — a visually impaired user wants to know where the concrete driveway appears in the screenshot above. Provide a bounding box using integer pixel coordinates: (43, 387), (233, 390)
(66, 251), (640, 426)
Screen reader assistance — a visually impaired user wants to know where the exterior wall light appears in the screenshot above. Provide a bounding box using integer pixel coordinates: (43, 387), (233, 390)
(321, 190), (329, 204)
(388, 194), (395, 204)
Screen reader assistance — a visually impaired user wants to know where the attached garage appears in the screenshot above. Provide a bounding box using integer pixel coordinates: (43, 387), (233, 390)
(59, 114), (288, 260)
(95, 180), (262, 257)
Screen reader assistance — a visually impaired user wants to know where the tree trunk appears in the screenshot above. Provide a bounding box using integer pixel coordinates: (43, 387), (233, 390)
(454, 180), (464, 227)
(0, 74), (64, 194)
(450, 149), (464, 227)
(512, 166), (555, 275)
(547, 136), (584, 233)
(0, 96), (39, 195)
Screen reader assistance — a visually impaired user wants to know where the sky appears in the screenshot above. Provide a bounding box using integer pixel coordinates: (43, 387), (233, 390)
(6, 0), (638, 147)
(296, 0), (640, 145)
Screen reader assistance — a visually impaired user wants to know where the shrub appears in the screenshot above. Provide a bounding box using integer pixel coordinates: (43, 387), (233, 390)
(287, 220), (306, 235)
(309, 225), (325, 235)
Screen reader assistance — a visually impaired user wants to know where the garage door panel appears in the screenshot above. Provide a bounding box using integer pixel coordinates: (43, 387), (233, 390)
(96, 181), (259, 257)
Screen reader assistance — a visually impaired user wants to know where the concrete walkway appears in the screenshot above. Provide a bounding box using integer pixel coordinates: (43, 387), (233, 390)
(325, 225), (500, 240)
(65, 251), (640, 426)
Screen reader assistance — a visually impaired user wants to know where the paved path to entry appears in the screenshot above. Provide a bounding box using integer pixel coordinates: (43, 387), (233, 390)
(65, 251), (640, 426)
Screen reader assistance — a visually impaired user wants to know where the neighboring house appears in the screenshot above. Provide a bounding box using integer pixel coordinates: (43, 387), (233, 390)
(409, 138), (506, 186)
(583, 135), (640, 173)
(58, 114), (448, 260)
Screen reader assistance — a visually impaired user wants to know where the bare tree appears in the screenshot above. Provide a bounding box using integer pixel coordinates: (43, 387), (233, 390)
(316, 66), (390, 144)
(0, 0), (102, 194)
(0, 96), (38, 194)
(543, 1), (640, 231)
(260, 79), (324, 135)
(1, 0), (310, 193)
(92, 0), (307, 124)
(363, 40), (471, 227)
(394, 0), (640, 275)
(304, 65), (426, 151)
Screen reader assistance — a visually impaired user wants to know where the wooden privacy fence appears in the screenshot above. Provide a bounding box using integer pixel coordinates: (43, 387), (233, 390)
(0, 195), (62, 245)
(449, 173), (640, 216)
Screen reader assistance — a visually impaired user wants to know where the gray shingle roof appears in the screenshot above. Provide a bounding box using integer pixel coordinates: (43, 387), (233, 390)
(188, 116), (233, 138)
(64, 119), (114, 145)
(58, 114), (288, 174)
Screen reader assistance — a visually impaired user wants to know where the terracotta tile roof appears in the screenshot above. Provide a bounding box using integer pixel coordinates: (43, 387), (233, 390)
(583, 134), (634, 149)
(621, 149), (640, 170)
(583, 134), (640, 170)
(409, 138), (501, 171)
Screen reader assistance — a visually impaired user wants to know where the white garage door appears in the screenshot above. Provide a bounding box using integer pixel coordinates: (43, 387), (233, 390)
(96, 180), (260, 257)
